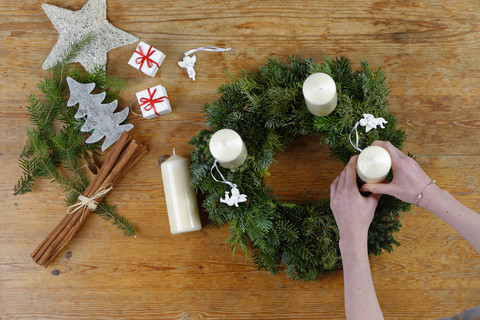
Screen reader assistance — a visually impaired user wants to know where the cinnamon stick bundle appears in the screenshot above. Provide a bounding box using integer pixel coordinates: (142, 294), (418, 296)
(31, 131), (148, 267)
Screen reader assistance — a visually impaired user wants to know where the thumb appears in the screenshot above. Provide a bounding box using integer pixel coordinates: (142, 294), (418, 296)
(361, 182), (396, 196)
(366, 192), (381, 206)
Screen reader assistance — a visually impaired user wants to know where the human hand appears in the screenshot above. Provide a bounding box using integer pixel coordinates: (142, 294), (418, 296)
(360, 141), (432, 205)
(330, 156), (381, 242)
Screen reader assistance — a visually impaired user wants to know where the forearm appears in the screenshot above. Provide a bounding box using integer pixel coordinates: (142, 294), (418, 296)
(421, 185), (480, 254)
(339, 235), (384, 320)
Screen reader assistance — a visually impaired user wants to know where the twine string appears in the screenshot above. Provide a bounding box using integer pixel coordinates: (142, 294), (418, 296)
(67, 185), (113, 220)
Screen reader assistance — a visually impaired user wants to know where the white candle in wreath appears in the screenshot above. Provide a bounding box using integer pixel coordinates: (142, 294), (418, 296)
(357, 146), (392, 183)
(209, 129), (247, 169)
(302, 73), (337, 116)
(161, 150), (202, 234)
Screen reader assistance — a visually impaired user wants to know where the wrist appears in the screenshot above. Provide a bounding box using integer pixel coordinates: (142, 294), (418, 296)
(339, 231), (369, 252)
(418, 184), (443, 210)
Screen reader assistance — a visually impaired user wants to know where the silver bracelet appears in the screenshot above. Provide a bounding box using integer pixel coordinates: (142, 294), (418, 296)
(416, 180), (436, 206)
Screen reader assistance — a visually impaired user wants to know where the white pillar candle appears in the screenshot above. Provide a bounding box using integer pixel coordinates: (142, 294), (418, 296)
(209, 129), (247, 169)
(357, 146), (392, 183)
(302, 73), (337, 116)
(161, 150), (202, 234)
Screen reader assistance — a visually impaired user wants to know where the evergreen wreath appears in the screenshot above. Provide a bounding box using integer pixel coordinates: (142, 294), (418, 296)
(189, 56), (411, 281)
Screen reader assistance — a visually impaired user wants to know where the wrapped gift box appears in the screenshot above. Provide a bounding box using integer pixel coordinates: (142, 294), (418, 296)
(136, 85), (171, 119)
(128, 41), (166, 77)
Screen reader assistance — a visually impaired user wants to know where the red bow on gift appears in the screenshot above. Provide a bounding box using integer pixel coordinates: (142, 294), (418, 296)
(135, 45), (160, 71)
(139, 88), (168, 116)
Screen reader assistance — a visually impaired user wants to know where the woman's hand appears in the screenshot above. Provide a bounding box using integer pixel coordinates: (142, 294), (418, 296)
(360, 141), (432, 205)
(330, 156), (381, 242)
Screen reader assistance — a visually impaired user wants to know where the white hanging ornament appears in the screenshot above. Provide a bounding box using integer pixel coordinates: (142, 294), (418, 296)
(211, 160), (247, 207)
(178, 46), (231, 81)
(42, 0), (138, 71)
(66, 77), (134, 151)
(359, 113), (388, 133)
(178, 55), (197, 81)
(349, 114), (391, 183)
(349, 114), (388, 152)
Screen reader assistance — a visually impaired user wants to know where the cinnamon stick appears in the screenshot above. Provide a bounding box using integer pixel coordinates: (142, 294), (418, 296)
(31, 132), (133, 261)
(32, 131), (147, 267)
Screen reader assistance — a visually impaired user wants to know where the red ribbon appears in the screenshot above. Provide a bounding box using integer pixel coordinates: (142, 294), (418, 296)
(135, 45), (160, 71)
(139, 88), (168, 116)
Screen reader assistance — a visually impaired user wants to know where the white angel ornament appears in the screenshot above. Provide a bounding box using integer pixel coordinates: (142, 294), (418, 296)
(220, 186), (247, 207)
(178, 55), (197, 81)
(177, 46), (231, 81)
(359, 113), (387, 132)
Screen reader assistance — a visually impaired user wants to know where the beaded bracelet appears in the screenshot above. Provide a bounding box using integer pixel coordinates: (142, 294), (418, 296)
(416, 180), (436, 206)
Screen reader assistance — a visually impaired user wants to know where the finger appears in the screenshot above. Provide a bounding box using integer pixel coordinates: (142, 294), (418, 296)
(371, 140), (407, 160)
(330, 176), (339, 198)
(337, 167), (347, 192)
(361, 181), (396, 197)
(345, 156), (358, 188)
(368, 192), (381, 204)
(366, 193), (381, 212)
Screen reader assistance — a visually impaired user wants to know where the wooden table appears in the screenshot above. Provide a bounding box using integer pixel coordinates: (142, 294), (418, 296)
(1, 0), (479, 319)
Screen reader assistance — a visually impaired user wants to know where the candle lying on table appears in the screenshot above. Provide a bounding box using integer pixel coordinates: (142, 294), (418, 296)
(302, 73), (337, 116)
(209, 129), (247, 169)
(357, 146), (392, 183)
(161, 150), (202, 234)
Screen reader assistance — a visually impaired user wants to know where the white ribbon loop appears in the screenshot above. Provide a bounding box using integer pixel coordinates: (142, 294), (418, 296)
(349, 114), (388, 152)
(210, 160), (247, 207)
(184, 46), (231, 57)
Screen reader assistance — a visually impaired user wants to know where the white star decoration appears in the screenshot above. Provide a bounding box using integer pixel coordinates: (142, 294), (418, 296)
(42, 0), (138, 71)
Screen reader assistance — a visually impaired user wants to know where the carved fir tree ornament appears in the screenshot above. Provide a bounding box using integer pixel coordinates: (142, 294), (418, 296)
(66, 77), (134, 151)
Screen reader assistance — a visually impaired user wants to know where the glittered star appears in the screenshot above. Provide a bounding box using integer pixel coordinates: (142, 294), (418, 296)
(42, 0), (138, 71)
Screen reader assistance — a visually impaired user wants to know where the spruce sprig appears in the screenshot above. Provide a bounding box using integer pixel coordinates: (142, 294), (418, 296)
(190, 56), (411, 280)
(14, 34), (135, 237)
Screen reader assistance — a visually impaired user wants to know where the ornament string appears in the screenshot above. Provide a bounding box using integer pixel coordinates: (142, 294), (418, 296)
(178, 46), (232, 81)
(210, 160), (247, 207)
(66, 184), (113, 221)
(139, 88), (168, 116)
(349, 122), (363, 152)
(184, 46), (232, 56)
(135, 45), (160, 71)
(129, 99), (142, 117)
(349, 114), (388, 152)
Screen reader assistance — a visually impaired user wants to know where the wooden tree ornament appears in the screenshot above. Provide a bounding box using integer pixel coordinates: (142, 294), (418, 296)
(66, 77), (134, 151)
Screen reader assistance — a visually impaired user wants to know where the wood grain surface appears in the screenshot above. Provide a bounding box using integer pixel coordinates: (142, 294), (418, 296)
(1, 0), (479, 319)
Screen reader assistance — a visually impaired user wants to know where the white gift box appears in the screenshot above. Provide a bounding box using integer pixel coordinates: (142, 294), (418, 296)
(136, 85), (171, 119)
(128, 41), (166, 77)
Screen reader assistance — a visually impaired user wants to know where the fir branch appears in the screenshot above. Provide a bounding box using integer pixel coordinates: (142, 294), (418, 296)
(14, 34), (135, 236)
(95, 200), (136, 237)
